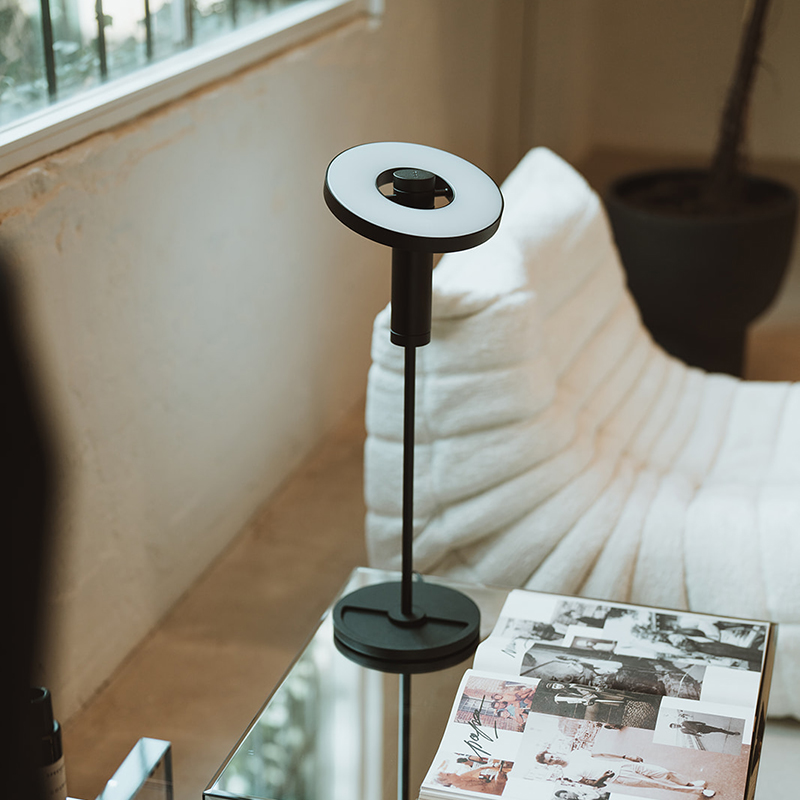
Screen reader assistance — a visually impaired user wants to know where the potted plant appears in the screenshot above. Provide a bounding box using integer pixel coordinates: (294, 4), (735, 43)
(604, 0), (797, 376)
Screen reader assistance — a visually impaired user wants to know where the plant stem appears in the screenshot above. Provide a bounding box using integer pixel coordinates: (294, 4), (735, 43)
(703, 0), (771, 212)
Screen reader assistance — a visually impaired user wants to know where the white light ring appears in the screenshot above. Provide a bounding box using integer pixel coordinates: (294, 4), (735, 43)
(324, 142), (503, 252)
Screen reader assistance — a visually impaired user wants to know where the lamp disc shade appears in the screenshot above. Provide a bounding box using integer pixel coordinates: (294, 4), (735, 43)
(324, 142), (503, 252)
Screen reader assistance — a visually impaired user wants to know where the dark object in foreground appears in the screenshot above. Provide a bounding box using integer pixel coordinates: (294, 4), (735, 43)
(1, 247), (56, 800)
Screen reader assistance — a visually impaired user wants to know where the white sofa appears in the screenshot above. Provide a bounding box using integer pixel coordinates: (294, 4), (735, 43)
(364, 148), (800, 720)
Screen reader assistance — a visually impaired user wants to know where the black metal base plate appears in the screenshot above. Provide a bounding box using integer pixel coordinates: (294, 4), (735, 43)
(332, 581), (481, 674)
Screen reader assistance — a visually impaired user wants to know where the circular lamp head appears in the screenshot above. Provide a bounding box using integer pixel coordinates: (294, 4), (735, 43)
(324, 141), (503, 252)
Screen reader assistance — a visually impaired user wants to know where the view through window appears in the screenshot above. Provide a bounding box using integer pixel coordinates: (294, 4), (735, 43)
(0, 0), (310, 130)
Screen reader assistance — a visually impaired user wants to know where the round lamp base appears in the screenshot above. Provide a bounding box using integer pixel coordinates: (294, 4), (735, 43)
(332, 581), (481, 674)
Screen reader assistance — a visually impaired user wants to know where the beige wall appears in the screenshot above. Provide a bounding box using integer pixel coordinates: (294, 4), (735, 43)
(0, 0), (520, 721)
(523, 0), (593, 164)
(527, 0), (800, 166)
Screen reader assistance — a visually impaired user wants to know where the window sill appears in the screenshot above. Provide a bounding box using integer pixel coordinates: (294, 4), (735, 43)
(0, 0), (377, 180)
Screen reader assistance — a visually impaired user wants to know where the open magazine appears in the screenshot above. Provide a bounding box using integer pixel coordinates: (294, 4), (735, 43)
(420, 590), (776, 800)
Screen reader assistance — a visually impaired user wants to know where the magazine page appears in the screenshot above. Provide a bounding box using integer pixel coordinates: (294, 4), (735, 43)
(472, 591), (767, 719)
(420, 669), (541, 800)
(421, 669), (753, 800)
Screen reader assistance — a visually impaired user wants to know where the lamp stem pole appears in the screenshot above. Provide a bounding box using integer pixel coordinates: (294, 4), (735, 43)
(401, 345), (416, 617)
(390, 168), (435, 620)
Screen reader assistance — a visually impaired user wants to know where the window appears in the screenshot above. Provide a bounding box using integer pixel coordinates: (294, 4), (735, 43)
(0, 0), (378, 177)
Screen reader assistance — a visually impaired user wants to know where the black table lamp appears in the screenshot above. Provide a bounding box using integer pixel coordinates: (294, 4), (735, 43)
(324, 142), (503, 674)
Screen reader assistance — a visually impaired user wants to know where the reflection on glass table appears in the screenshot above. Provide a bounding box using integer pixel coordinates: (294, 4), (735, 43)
(203, 568), (509, 800)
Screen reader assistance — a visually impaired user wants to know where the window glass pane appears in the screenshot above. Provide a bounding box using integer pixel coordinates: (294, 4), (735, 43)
(98, 1), (149, 79)
(0, 0), (49, 126)
(232, 0), (263, 28)
(193, 0), (235, 46)
(148, 1), (188, 61)
(0, 0), (352, 135)
(52, 0), (100, 100)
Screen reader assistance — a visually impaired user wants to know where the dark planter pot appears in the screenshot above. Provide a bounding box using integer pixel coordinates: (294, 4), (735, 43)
(604, 169), (798, 376)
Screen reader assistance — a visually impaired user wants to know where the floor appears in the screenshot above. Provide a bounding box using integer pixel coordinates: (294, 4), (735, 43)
(62, 402), (370, 800)
(62, 156), (800, 800)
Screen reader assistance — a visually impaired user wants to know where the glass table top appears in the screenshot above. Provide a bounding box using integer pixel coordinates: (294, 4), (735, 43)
(203, 567), (795, 800)
(203, 568), (509, 800)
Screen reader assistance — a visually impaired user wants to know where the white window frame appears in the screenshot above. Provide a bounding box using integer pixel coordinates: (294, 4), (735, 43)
(0, 0), (383, 179)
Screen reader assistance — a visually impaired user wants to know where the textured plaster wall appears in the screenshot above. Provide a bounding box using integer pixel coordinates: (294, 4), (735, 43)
(0, 0), (515, 720)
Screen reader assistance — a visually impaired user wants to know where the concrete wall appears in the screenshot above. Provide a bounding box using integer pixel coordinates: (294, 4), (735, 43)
(527, 0), (800, 166)
(0, 0), (520, 721)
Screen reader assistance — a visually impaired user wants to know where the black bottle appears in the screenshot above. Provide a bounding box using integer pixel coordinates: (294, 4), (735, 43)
(30, 687), (67, 800)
